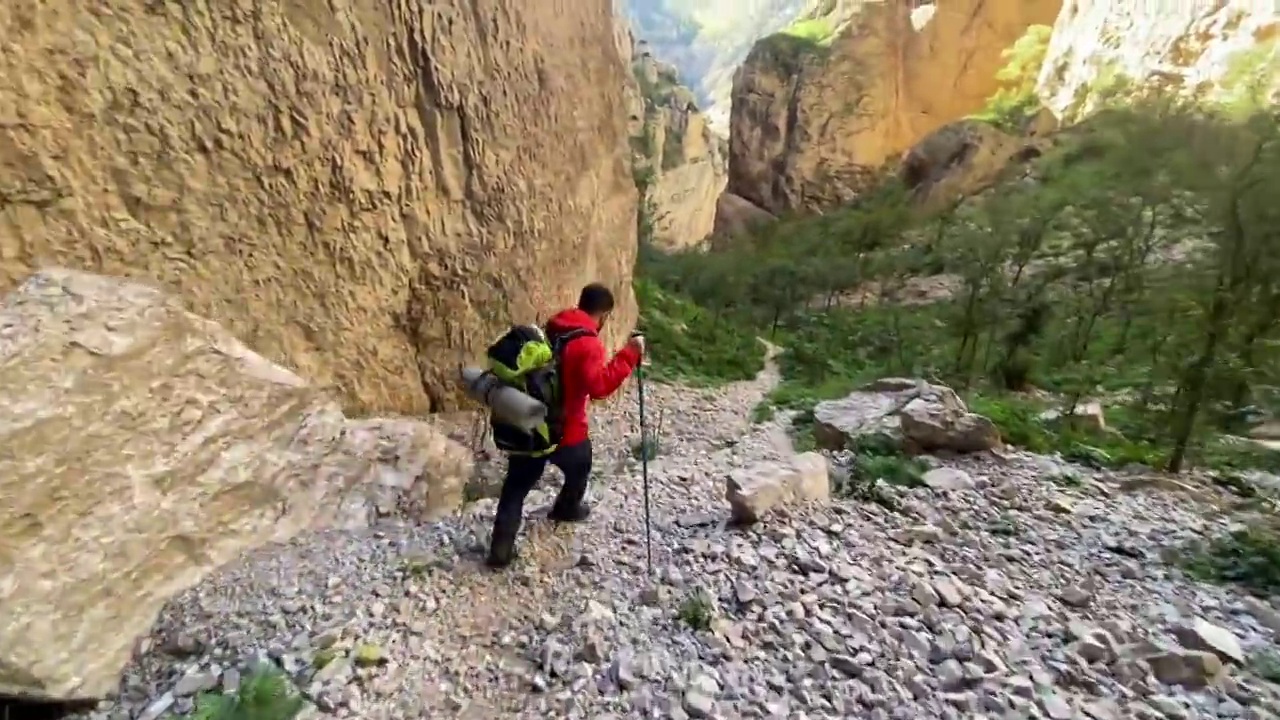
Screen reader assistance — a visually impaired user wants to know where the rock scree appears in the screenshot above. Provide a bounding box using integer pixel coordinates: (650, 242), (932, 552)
(0, 0), (639, 416)
(63, 345), (1280, 719)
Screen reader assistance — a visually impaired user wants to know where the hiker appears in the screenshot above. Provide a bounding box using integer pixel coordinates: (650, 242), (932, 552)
(486, 282), (645, 568)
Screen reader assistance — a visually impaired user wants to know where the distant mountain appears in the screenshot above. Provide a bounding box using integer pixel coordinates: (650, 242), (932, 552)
(619, 0), (811, 131)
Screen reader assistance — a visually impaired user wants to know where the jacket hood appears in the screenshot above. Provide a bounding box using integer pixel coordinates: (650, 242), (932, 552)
(546, 308), (599, 334)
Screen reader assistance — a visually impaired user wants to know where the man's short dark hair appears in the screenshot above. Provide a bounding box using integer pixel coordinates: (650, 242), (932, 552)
(577, 283), (616, 315)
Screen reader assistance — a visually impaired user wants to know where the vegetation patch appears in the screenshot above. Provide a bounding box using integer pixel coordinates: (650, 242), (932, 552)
(677, 589), (715, 631)
(635, 97), (1280, 476)
(1180, 522), (1280, 597)
(170, 665), (305, 720)
(972, 24), (1053, 132)
(835, 435), (928, 510)
(661, 124), (686, 171)
(633, 275), (764, 387)
(780, 17), (836, 45)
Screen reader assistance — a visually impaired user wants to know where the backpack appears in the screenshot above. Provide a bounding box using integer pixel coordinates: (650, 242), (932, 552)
(485, 323), (594, 456)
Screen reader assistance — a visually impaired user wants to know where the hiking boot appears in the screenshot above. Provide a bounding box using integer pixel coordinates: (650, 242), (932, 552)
(485, 542), (519, 569)
(547, 503), (592, 523)
(486, 523), (520, 569)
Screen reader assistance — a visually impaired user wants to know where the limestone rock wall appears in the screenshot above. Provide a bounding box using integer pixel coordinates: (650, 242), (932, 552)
(0, 0), (638, 416)
(727, 0), (1062, 214)
(622, 23), (728, 249)
(1035, 0), (1279, 121)
(0, 268), (472, 700)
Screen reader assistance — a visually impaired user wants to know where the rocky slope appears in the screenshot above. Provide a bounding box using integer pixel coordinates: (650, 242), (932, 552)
(1036, 0), (1279, 122)
(0, 269), (471, 701)
(619, 0), (811, 129)
(619, 24), (728, 249)
(0, 0), (638, 417)
(73, 358), (1280, 719)
(726, 0), (1062, 214)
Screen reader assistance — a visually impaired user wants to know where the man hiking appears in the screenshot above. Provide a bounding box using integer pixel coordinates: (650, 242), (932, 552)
(486, 282), (645, 568)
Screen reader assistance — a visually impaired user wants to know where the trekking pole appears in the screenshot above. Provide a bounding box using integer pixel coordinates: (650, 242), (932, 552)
(633, 331), (653, 576)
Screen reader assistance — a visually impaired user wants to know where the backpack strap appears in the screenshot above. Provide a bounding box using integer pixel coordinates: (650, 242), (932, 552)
(547, 326), (595, 356)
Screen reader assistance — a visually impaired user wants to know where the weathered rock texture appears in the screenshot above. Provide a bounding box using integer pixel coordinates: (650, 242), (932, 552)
(727, 0), (1062, 214)
(0, 0), (638, 416)
(725, 451), (830, 524)
(812, 378), (1001, 454)
(0, 268), (472, 701)
(713, 192), (776, 240)
(620, 25), (727, 249)
(1036, 0), (1279, 122)
(620, 0), (812, 130)
(900, 119), (1051, 210)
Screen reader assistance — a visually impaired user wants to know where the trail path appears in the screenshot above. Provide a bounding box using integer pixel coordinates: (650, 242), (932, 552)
(97, 340), (1280, 720)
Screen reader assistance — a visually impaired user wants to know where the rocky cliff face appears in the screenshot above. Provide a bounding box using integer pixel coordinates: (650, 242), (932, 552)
(620, 26), (728, 249)
(1036, 0), (1279, 121)
(727, 0), (1062, 214)
(0, 0), (638, 416)
(619, 0), (811, 129)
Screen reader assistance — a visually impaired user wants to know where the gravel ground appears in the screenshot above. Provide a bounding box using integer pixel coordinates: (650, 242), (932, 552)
(81, 351), (1280, 720)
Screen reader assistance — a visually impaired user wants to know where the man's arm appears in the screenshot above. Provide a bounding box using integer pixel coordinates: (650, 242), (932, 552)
(574, 336), (641, 400)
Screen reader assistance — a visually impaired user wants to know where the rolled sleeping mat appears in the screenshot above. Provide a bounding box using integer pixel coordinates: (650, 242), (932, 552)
(460, 367), (548, 432)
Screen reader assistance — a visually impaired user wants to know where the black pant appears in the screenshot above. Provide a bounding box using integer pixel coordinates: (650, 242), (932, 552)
(490, 440), (593, 551)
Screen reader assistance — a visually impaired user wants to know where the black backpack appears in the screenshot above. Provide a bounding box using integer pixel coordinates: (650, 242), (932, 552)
(485, 324), (593, 456)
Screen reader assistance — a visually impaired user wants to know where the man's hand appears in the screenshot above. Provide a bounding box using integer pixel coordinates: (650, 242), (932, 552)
(627, 333), (646, 357)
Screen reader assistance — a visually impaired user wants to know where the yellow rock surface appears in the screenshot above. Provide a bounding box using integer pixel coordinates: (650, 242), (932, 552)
(0, 0), (639, 416)
(727, 0), (1062, 213)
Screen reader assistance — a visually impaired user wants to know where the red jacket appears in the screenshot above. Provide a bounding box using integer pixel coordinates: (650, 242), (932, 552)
(546, 308), (641, 447)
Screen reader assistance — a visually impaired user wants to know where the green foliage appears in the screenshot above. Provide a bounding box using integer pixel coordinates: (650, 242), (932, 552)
(835, 435), (927, 510)
(635, 100), (1280, 476)
(676, 589), (714, 631)
(631, 120), (659, 166)
(967, 394), (1168, 468)
(1181, 523), (1280, 596)
(780, 17), (835, 44)
(633, 277), (765, 386)
(630, 407), (665, 461)
(1253, 650), (1280, 683)
(973, 24), (1053, 131)
(1219, 40), (1280, 117)
(174, 666), (305, 720)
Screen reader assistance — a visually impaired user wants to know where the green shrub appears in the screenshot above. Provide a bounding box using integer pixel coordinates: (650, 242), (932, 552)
(1181, 524), (1280, 596)
(972, 24), (1053, 131)
(833, 435), (928, 510)
(677, 590), (715, 631)
(174, 666), (305, 720)
(634, 277), (764, 386)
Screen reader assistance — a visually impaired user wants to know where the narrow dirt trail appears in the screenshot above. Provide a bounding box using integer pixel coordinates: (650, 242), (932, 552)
(406, 340), (789, 717)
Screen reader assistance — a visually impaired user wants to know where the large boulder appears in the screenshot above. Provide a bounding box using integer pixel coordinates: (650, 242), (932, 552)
(812, 378), (1001, 454)
(725, 452), (830, 524)
(900, 119), (1049, 210)
(712, 192), (777, 241)
(0, 269), (471, 701)
(0, 0), (639, 416)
